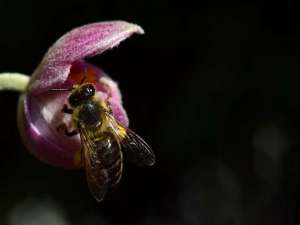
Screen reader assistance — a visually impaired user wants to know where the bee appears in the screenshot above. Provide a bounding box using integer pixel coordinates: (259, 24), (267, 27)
(57, 83), (155, 201)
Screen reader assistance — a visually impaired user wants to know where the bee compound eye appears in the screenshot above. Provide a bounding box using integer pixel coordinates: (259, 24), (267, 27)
(87, 85), (95, 95)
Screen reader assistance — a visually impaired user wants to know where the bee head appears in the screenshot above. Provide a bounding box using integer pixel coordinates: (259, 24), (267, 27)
(69, 83), (95, 107)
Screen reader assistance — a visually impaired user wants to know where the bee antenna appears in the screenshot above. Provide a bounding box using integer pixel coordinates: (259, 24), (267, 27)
(48, 88), (72, 92)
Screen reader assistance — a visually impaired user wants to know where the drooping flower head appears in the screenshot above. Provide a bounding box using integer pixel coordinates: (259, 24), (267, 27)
(17, 21), (144, 169)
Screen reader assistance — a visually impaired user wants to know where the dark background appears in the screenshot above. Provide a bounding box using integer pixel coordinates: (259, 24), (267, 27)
(0, 0), (300, 224)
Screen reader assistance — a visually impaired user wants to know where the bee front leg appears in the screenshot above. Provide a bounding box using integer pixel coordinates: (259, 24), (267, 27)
(62, 104), (74, 114)
(57, 123), (78, 137)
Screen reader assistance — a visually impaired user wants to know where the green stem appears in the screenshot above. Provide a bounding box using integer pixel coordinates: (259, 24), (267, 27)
(0, 73), (30, 92)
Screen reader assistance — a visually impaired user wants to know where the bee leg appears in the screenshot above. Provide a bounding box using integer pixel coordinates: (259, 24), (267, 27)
(62, 104), (73, 114)
(57, 123), (78, 137)
(65, 130), (79, 137)
(80, 147), (85, 167)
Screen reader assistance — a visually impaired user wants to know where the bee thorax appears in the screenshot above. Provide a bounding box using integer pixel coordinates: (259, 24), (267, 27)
(77, 101), (102, 127)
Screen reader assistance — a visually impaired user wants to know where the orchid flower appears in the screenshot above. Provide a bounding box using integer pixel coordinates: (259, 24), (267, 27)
(0, 21), (144, 169)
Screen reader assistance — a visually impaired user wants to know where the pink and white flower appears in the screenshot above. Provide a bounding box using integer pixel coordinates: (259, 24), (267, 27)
(17, 21), (144, 169)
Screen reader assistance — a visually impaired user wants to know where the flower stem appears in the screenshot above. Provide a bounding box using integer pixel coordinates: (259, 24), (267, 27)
(0, 73), (30, 92)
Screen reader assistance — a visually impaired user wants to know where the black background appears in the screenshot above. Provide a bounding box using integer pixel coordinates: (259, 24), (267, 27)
(0, 0), (300, 225)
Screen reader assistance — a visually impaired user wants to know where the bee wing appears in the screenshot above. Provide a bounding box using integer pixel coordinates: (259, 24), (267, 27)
(119, 126), (156, 167)
(104, 112), (155, 166)
(79, 125), (109, 202)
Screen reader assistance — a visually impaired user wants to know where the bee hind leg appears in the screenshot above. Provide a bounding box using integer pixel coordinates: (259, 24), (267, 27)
(57, 123), (78, 137)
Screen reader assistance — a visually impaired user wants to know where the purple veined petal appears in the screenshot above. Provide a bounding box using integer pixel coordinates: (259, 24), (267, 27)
(28, 21), (144, 94)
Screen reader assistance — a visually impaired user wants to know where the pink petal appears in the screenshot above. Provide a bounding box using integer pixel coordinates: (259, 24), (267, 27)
(28, 21), (144, 94)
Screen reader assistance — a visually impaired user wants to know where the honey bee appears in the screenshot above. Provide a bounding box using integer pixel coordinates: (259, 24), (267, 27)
(58, 83), (155, 201)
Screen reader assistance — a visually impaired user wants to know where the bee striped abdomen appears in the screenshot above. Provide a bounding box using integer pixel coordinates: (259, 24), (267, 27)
(94, 135), (123, 188)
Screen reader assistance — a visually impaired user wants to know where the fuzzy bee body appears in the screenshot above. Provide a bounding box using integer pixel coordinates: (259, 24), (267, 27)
(65, 83), (155, 202)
